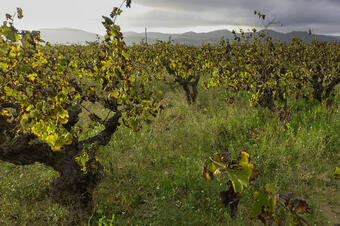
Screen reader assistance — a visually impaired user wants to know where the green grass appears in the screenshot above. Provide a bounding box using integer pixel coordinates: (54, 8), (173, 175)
(1, 85), (339, 225)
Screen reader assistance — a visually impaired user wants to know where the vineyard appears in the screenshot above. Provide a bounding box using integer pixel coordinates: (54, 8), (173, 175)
(1, 2), (340, 225)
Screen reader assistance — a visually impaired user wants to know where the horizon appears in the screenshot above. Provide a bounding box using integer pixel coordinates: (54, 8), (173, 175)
(37, 27), (340, 37)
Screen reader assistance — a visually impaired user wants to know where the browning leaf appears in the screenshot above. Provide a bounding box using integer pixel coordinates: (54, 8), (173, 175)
(202, 153), (230, 181)
(202, 161), (214, 181)
(5, 13), (12, 20)
(287, 199), (311, 214)
(202, 151), (255, 193)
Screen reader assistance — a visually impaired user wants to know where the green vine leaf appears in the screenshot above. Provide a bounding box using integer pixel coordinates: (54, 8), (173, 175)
(249, 187), (277, 219)
(227, 151), (255, 193)
(202, 151), (256, 193)
(334, 167), (340, 180)
(1, 26), (20, 42)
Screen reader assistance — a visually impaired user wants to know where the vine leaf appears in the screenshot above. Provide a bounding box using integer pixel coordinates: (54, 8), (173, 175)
(202, 150), (311, 224)
(287, 199), (311, 214)
(1, 26), (20, 42)
(227, 151), (256, 193)
(55, 105), (69, 124)
(202, 151), (256, 193)
(102, 16), (114, 26)
(5, 13), (12, 20)
(249, 187), (277, 220)
(334, 167), (340, 179)
(202, 153), (229, 181)
(17, 8), (23, 19)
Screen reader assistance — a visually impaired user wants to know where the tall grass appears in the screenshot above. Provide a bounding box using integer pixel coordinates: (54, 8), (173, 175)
(0, 85), (339, 225)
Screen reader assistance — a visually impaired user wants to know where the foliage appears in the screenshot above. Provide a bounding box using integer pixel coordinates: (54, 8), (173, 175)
(0, 1), (162, 215)
(203, 151), (311, 225)
(129, 41), (205, 104)
(202, 13), (339, 118)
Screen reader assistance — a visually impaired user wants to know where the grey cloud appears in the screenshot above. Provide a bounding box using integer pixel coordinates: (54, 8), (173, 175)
(271, 1), (340, 25)
(128, 0), (340, 34)
(123, 8), (248, 27)
(134, 0), (273, 11)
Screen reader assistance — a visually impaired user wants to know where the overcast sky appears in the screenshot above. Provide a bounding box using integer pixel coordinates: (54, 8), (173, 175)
(1, 0), (339, 35)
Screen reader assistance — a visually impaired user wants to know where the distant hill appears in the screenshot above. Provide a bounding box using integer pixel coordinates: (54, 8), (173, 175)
(38, 28), (340, 46)
(257, 29), (340, 43)
(39, 28), (103, 45)
(124, 30), (234, 45)
(124, 29), (340, 45)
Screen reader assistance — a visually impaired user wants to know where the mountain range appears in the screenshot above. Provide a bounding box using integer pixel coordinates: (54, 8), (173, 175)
(38, 28), (340, 45)
(39, 28), (102, 45)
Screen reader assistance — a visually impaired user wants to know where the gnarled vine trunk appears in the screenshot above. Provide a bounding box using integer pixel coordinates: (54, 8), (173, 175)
(0, 109), (121, 213)
(0, 134), (102, 211)
(176, 74), (201, 104)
